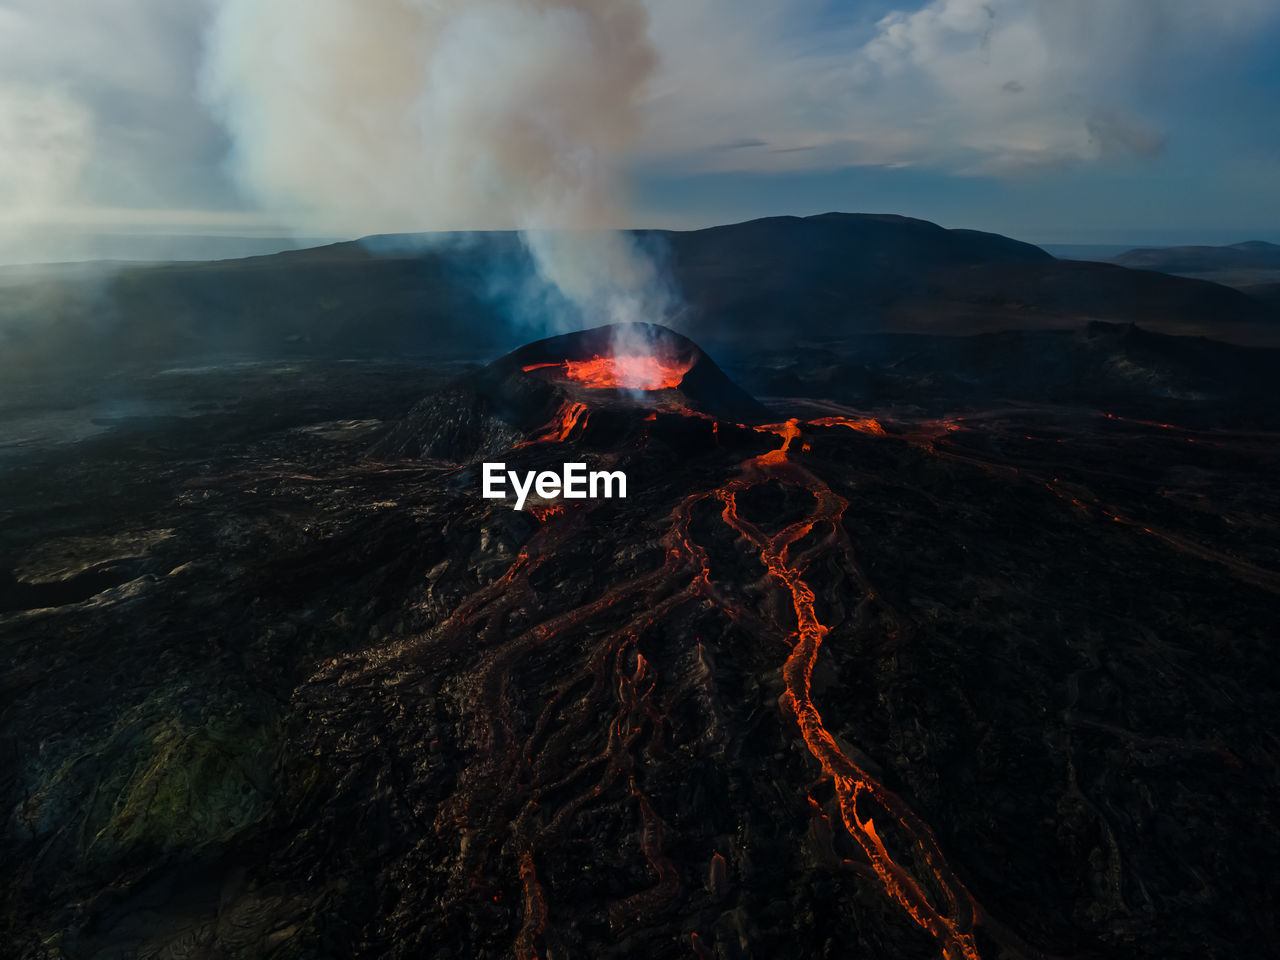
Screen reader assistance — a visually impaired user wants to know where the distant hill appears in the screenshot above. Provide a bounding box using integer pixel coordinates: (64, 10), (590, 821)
(658, 214), (1275, 347)
(1039, 244), (1137, 262)
(1109, 241), (1280, 298)
(0, 231), (338, 267)
(1113, 241), (1280, 273)
(2, 213), (1276, 379)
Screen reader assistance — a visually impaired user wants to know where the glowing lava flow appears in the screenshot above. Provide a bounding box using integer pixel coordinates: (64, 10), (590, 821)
(721, 419), (983, 960)
(397, 409), (994, 959)
(516, 401), (590, 448)
(523, 353), (692, 390)
(808, 415), (888, 436)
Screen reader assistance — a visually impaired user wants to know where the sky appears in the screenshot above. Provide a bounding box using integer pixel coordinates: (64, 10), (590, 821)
(1, 0), (1279, 264)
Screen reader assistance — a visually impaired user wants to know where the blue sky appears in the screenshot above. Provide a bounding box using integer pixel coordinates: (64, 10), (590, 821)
(1, 0), (1278, 260)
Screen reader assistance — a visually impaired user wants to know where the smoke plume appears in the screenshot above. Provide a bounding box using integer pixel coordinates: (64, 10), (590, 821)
(200, 0), (675, 334)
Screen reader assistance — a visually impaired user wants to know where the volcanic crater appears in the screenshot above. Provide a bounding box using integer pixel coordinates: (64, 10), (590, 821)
(374, 323), (771, 463)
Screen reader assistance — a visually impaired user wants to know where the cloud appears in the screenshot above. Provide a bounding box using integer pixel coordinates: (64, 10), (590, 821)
(638, 0), (1280, 176)
(1086, 109), (1165, 161)
(0, 85), (91, 211)
(0, 0), (238, 239)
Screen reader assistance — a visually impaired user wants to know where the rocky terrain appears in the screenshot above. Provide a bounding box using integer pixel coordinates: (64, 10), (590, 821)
(3, 324), (1278, 958)
(1106, 241), (1280, 307)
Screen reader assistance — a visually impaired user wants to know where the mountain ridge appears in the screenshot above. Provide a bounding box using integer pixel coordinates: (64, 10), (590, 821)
(1, 214), (1275, 381)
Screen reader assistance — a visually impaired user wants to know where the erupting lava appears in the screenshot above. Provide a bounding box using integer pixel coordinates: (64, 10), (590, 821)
(397, 395), (995, 959)
(523, 353), (692, 391)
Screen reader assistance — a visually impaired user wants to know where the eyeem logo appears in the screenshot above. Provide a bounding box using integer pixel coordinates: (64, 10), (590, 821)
(482, 462), (627, 511)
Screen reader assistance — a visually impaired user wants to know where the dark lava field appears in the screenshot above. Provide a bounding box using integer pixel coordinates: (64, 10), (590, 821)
(3, 320), (1279, 960)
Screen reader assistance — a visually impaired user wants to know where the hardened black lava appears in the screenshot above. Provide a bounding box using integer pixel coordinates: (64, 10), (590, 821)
(2, 328), (1278, 959)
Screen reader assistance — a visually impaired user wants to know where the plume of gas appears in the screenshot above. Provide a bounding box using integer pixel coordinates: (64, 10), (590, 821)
(201, 0), (679, 342)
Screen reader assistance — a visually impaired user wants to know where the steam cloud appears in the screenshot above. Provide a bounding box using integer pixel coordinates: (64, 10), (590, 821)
(200, 0), (675, 334)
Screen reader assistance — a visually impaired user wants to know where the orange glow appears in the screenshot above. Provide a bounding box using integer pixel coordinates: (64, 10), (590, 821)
(1104, 412), (1179, 430)
(528, 504), (565, 523)
(753, 419), (802, 466)
(523, 353), (692, 391)
(517, 401), (590, 447)
(514, 850), (547, 960)
(544, 402), (589, 442)
(809, 415), (888, 436)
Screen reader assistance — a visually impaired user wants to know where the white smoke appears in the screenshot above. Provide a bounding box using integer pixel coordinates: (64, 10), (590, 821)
(200, 0), (675, 334)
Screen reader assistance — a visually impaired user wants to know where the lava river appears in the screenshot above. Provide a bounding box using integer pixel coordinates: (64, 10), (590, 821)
(383, 394), (1007, 960)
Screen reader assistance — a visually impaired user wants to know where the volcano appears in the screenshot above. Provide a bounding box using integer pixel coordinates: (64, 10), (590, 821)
(374, 322), (771, 461)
